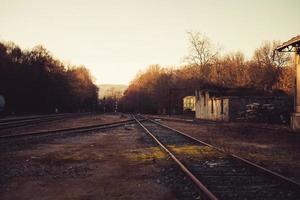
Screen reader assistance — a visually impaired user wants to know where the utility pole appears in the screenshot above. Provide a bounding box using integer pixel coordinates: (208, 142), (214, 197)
(103, 97), (106, 113)
(169, 88), (172, 116)
(114, 99), (118, 113)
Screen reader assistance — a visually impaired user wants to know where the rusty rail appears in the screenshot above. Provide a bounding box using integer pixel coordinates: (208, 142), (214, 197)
(0, 113), (89, 130)
(150, 118), (300, 188)
(0, 118), (136, 140)
(134, 115), (218, 200)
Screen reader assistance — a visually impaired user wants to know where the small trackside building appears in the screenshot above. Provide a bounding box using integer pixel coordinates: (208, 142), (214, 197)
(195, 88), (289, 122)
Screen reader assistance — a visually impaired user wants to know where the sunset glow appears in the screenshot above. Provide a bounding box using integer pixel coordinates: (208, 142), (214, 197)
(1, 0), (299, 84)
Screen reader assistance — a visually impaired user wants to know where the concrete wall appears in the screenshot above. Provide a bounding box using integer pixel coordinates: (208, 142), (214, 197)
(195, 91), (229, 122)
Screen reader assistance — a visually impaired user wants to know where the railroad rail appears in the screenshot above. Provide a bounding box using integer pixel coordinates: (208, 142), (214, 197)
(134, 116), (300, 200)
(0, 113), (70, 123)
(0, 113), (88, 130)
(149, 115), (291, 132)
(0, 119), (136, 141)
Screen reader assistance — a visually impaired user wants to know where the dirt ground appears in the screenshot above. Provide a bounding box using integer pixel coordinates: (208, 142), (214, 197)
(0, 113), (129, 136)
(2, 113), (299, 199)
(0, 116), (203, 200)
(157, 117), (300, 183)
(0, 126), (171, 199)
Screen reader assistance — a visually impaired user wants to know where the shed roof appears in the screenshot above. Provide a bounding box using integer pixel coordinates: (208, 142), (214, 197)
(197, 87), (287, 97)
(276, 35), (300, 52)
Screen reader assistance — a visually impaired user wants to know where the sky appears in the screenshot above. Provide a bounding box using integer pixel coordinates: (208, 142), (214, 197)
(0, 0), (300, 85)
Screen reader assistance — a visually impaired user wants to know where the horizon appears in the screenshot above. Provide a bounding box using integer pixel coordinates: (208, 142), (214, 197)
(1, 0), (300, 85)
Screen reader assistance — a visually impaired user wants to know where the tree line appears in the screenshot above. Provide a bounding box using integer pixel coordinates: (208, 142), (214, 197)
(0, 41), (98, 114)
(120, 32), (294, 114)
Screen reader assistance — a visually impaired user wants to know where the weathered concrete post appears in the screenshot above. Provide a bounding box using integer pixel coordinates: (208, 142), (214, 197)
(277, 36), (300, 131)
(291, 52), (300, 130)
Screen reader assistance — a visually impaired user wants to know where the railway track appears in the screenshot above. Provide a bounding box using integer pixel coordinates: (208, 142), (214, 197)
(134, 116), (300, 200)
(0, 118), (136, 141)
(0, 113), (88, 130)
(149, 115), (291, 132)
(0, 113), (69, 123)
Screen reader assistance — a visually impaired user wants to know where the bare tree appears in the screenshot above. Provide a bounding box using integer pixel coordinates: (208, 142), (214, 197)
(211, 51), (248, 87)
(250, 41), (291, 90)
(185, 31), (219, 67)
(253, 41), (290, 68)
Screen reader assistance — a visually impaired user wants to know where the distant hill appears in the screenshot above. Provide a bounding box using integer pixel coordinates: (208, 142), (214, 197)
(98, 84), (127, 98)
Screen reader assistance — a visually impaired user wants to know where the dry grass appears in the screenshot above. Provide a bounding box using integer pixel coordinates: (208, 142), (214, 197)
(124, 147), (167, 161)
